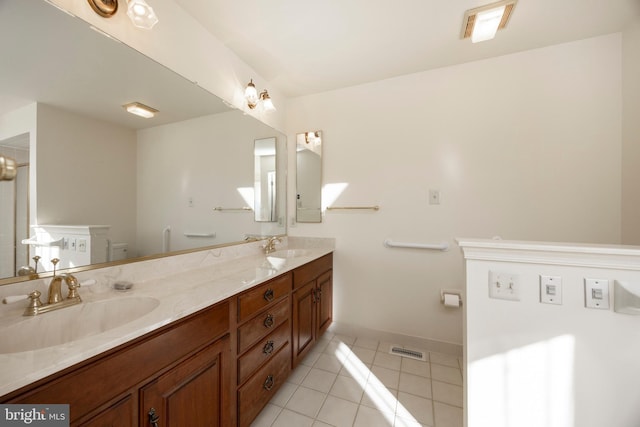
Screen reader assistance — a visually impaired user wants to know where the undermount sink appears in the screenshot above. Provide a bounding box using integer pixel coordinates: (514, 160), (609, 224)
(267, 249), (312, 259)
(0, 296), (160, 354)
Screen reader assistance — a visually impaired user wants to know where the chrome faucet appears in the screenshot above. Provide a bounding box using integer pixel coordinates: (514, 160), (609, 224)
(24, 259), (83, 316)
(262, 236), (282, 254)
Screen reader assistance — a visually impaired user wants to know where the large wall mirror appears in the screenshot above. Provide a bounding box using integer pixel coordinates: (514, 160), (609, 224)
(0, 0), (286, 284)
(296, 131), (322, 223)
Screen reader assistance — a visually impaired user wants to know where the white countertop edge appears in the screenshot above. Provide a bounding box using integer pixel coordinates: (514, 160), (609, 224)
(0, 246), (333, 397)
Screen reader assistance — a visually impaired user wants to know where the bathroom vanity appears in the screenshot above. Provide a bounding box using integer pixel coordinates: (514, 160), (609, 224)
(0, 242), (333, 427)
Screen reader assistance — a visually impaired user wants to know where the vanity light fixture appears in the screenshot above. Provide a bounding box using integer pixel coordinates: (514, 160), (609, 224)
(245, 79), (276, 111)
(126, 0), (159, 30)
(304, 131), (321, 146)
(461, 0), (516, 43)
(0, 154), (17, 181)
(123, 102), (158, 118)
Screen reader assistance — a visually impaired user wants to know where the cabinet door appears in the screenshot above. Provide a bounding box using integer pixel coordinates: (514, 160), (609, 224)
(140, 335), (230, 427)
(79, 394), (135, 427)
(292, 281), (316, 366)
(316, 270), (333, 336)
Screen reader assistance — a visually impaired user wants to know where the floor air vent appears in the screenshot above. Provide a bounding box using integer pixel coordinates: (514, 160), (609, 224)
(389, 346), (427, 361)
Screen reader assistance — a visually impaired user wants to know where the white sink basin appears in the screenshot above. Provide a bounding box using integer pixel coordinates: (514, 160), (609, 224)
(0, 297), (160, 354)
(268, 249), (312, 259)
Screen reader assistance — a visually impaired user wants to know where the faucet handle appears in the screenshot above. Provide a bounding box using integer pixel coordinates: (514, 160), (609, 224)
(62, 274), (81, 300)
(24, 291), (43, 316)
(51, 258), (60, 275)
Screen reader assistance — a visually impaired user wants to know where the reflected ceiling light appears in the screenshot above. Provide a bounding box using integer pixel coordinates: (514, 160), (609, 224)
(126, 0), (159, 30)
(123, 102), (158, 118)
(0, 155), (17, 181)
(461, 0), (516, 43)
(245, 79), (276, 112)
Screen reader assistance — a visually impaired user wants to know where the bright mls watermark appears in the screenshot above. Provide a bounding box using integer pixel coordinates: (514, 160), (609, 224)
(0, 405), (69, 426)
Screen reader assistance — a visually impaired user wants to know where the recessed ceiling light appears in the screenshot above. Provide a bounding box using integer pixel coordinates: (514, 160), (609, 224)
(123, 102), (158, 118)
(461, 0), (517, 43)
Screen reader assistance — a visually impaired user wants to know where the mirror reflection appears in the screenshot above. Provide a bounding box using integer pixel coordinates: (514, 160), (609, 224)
(254, 137), (278, 222)
(0, 0), (286, 283)
(296, 131), (322, 223)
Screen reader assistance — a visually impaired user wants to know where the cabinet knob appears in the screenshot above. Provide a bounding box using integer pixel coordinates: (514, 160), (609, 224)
(148, 408), (160, 427)
(263, 374), (275, 391)
(264, 314), (274, 328)
(263, 288), (274, 302)
(263, 340), (275, 355)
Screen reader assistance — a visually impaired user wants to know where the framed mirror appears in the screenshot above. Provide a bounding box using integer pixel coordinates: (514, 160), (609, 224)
(0, 0), (286, 284)
(254, 137), (278, 222)
(296, 131), (322, 223)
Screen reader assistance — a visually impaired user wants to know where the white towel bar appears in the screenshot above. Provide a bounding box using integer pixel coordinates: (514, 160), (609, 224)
(384, 239), (449, 251)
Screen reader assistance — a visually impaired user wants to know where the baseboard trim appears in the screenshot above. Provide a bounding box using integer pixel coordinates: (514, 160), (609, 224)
(327, 322), (463, 357)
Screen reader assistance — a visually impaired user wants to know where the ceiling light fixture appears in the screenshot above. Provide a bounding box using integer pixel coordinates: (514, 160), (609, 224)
(245, 79), (276, 112)
(123, 102), (158, 118)
(126, 0), (159, 30)
(461, 0), (516, 43)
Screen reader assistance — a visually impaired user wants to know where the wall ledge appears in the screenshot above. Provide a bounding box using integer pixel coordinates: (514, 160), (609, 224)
(456, 238), (640, 271)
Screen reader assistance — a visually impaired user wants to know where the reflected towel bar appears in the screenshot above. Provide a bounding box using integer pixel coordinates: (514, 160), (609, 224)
(184, 232), (215, 238)
(326, 205), (380, 211)
(212, 207), (253, 211)
(384, 239), (449, 251)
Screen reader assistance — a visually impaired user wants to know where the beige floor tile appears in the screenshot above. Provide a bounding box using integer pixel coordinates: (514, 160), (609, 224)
(370, 365), (401, 389)
(302, 368), (338, 393)
(432, 380), (463, 407)
(353, 405), (395, 427)
(433, 402), (463, 427)
(272, 408), (314, 427)
(330, 374), (366, 403)
(400, 358), (431, 378)
(398, 372), (432, 399)
(429, 352), (460, 368)
(315, 395), (359, 427)
(396, 392), (434, 426)
(285, 386), (327, 418)
(430, 364), (462, 386)
(373, 351), (402, 371)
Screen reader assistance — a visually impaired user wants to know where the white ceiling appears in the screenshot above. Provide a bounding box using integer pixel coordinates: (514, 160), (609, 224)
(174, 0), (640, 98)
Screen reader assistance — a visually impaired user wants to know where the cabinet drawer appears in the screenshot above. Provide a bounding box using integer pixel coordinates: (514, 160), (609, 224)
(238, 343), (291, 427)
(238, 320), (290, 385)
(293, 253), (333, 289)
(238, 297), (289, 354)
(238, 273), (292, 322)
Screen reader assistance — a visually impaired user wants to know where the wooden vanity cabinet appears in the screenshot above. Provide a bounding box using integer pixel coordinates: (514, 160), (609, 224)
(1, 300), (232, 427)
(234, 273), (293, 427)
(292, 253), (333, 367)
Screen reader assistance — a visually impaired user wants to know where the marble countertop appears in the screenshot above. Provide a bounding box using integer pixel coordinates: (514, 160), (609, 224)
(0, 241), (333, 397)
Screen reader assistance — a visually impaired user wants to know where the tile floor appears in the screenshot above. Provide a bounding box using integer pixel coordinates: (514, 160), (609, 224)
(251, 332), (463, 427)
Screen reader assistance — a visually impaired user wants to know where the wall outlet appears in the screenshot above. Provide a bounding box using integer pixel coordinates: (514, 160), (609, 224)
(77, 239), (87, 253)
(585, 278), (610, 309)
(540, 275), (562, 305)
(429, 189), (440, 205)
(488, 271), (520, 301)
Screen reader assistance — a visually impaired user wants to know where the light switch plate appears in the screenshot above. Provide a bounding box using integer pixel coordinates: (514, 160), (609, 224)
(540, 275), (562, 305)
(585, 278), (610, 309)
(488, 271), (520, 301)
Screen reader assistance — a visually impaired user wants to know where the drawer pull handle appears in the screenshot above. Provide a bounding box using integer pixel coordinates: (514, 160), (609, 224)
(264, 374), (275, 391)
(264, 288), (274, 302)
(264, 314), (274, 328)
(148, 408), (160, 427)
(263, 340), (275, 354)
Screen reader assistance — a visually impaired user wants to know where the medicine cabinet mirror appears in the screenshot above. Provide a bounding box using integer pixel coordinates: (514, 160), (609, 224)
(254, 137), (278, 222)
(296, 131), (322, 223)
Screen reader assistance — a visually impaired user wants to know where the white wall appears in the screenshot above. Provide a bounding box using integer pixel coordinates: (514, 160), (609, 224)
(622, 20), (640, 244)
(36, 104), (137, 255)
(287, 35), (623, 346)
(136, 111), (285, 256)
(459, 239), (640, 427)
